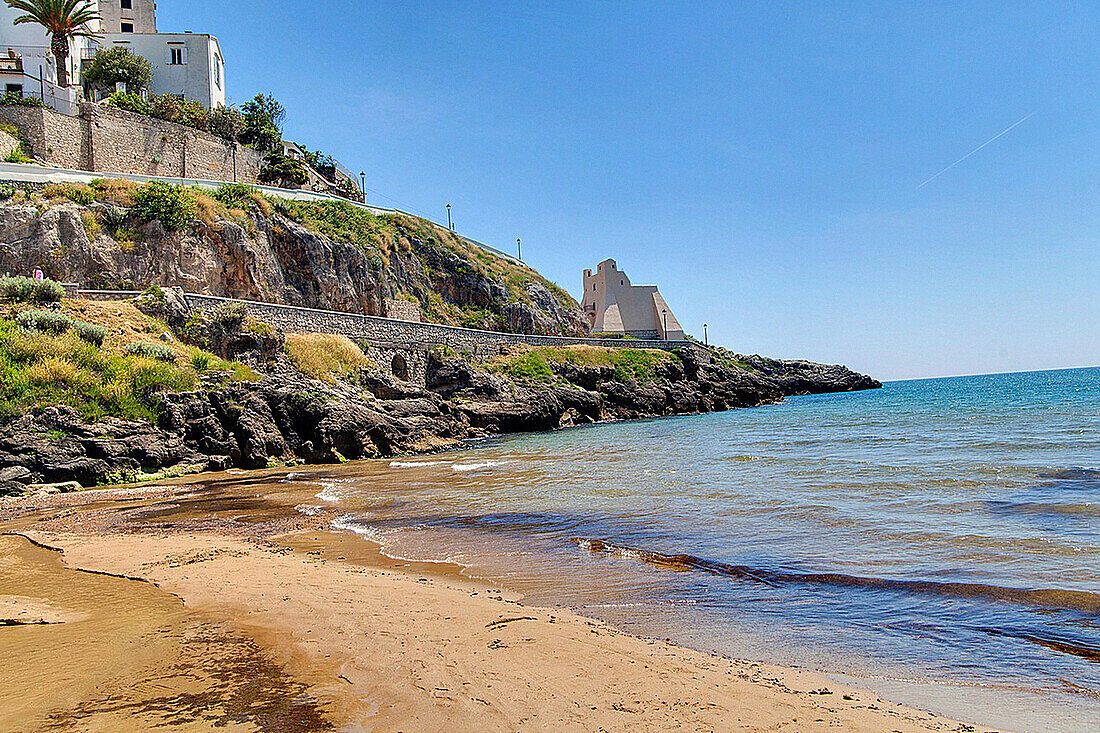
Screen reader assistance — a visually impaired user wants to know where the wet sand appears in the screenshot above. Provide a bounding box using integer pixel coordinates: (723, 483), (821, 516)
(0, 477), (982, 731)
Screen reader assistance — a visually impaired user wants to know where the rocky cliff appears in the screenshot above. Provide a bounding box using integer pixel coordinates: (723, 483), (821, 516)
(0, 181), (586, 336)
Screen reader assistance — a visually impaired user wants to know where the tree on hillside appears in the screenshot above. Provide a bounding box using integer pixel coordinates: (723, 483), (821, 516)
(4, 0), (100, 88)
(82, 46), (152, 94)
(259, 152), (308, 189)
(240, 93), (285, 152)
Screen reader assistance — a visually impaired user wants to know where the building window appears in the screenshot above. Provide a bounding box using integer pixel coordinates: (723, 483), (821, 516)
(214, 55), (221, 89)
(168, 47), (186, 65)
(121, 0), (131, 8)
(5, 84), (22, 97)
(121, 22), (134, 32)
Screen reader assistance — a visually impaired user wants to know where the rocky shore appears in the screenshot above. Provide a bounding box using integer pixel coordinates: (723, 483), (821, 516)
(0, 298), (879, 494)
(0, 184), (880, 494)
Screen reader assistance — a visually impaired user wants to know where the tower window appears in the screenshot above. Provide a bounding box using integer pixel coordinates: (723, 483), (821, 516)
(121, 0), (132, 8)
(168, 47), (186, 65)
(120, 22), (133, 32)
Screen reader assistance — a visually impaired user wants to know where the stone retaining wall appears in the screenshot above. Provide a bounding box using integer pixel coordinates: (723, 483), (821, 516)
(0, 104), (262, 184)
(76, 289), (689, 358)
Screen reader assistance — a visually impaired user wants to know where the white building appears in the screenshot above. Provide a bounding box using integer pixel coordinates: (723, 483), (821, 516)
(0, 0), (225, 112)
(99, 31), (225, 108)
(0, 2), (93, 112)
(582, 259), (685, 340)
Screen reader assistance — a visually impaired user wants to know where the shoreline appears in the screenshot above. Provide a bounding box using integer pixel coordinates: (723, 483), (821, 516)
(0, 480), (978, 731)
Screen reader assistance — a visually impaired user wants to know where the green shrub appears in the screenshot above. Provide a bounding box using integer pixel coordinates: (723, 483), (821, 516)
(208, 104), (245, 141)
(130, 181), (196, 231)
(499, 351), (553, 381)
(0, 92), (45, 107)
(83, 46), (153, 94)
(148, 94), (209, 131)
(212, 183), (262, 211)
(0, 276), (64, 303)
(73, 321), (107, 346)
(4, 144), (31, 163)
(190, 351), (211, 371)
(103, 91), (149, 115)
(206, 300), (247, 330)
(124, 341), (176, 363)
(17, 310), (73, 334)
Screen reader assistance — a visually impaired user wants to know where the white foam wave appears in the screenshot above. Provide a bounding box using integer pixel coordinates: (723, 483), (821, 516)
(389, 460), (451, 468)
(294, 504), (326, 516)
(451, 461), (502, 472)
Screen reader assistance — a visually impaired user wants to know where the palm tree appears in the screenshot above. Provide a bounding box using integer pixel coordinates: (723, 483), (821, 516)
(4, 0), (100, 88)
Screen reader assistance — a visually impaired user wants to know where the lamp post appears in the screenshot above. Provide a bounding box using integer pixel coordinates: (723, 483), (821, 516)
(703, 323), (708, 346)
(446, 204), (452, 231)
(359, 172), (366, 203)
(517, 238), (522, 262)
(662, 309), (668, 340)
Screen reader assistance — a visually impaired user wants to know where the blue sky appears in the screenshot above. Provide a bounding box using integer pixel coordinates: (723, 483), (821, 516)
(161, 1), (1100, 380)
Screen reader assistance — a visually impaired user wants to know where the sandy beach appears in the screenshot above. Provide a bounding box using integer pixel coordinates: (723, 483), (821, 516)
(0, 478), (986, 732)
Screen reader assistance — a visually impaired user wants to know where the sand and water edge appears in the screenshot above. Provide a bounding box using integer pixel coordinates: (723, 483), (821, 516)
(0, 471), (982, 732)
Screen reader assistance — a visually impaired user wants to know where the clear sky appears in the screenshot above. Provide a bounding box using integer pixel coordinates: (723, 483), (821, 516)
(161, 1), (1100, 380)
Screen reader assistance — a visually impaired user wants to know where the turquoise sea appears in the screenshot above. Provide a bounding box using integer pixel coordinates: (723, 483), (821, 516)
(301, 366), (1099, 731)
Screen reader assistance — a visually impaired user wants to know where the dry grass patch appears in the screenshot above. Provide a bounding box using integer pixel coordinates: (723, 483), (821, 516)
(284, 333), (371, 383)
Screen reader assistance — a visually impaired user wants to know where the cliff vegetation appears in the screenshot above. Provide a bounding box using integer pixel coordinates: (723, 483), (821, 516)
(0, 180), (586, 336)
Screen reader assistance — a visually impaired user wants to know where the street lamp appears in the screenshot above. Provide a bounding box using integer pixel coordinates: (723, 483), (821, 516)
(517, 238), (522, 262)
(662, 308), (668, 340)
(703, 323), (708, 346)
(446, 204), (452, 231)
(359, 172), (366, 202)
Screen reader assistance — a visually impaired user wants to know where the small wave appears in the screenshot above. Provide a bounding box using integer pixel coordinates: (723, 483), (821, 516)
(315, 478), (355, 504)
(451, 461), (502, 472)
(280, 471), (314, 483)
(574, 538), (1100, 615)
(332, 515), (384, 541)
(389, 460), (451, 468)
(294, 504), (326, 516)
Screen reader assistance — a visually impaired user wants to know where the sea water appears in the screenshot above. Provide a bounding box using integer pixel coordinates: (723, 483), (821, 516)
(309, 367), (1100, 731)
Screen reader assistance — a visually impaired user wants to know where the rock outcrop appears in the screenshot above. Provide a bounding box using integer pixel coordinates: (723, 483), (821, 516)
(0, 336), (880, 493)
(0, 198), (587, 336)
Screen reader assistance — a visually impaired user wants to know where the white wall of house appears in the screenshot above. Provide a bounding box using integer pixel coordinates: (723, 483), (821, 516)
(100, 32), (225, 108)
(0, 3), (99, 91)
(99, 0), (157, 34)
(0, 3), (97, 113)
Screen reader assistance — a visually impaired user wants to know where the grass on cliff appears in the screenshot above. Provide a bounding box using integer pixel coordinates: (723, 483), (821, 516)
(484, 345), (678, 385)
(0, 300), (256, 422)
(284, 333), (371, 384)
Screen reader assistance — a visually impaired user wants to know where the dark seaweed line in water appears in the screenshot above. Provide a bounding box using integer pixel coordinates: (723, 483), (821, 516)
(574, 538), (1100, 615)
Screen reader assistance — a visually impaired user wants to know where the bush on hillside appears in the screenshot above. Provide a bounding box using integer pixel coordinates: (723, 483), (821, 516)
(130, 181), (196, 231)
(208, 104), (245, 141)
(17, 309), (73, 334)
(284, 333), (370, 383)
(124, 341), (176, 363)
(259, 153), (308, 189)
(0, 276), (65, 303)
(212, 183), (263, 212)
(73, 321), (107, 346)
(206, 300), (247, 330)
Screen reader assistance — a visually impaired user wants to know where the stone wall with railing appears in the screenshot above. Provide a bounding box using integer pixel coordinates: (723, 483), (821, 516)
(75, 289), (689, 357)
